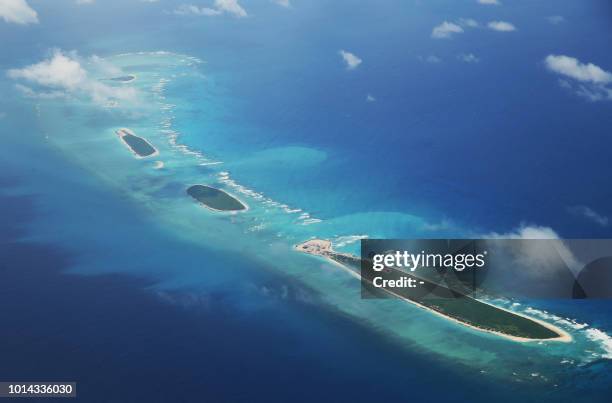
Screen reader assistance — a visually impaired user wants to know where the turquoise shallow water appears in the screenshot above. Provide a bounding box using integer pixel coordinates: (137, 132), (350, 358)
(6, 51), (609, 388)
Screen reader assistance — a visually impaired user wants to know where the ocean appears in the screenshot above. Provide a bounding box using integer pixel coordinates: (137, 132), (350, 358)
(1, 0), (612, 401)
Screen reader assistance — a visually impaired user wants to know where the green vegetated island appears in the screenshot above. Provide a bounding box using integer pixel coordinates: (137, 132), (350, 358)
(108, 74), (136, 83)
(187, 184), (247, 212)
(295, 240), (571, 342)
(116, 128), (246, 214)
(116, 128), (158, 158)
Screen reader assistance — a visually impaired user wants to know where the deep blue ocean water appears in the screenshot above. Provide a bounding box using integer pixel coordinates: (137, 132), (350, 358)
(2, 0), (612, 401)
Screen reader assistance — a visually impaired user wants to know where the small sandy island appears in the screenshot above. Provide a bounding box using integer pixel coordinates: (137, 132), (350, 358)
(116, 128), (158, 159)
(187, 184), (248, 213)
(295, 239), (333, 255)
(295, 239), (572, 343)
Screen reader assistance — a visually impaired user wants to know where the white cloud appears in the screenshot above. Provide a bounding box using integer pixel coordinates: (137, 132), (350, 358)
(8, 51), (87, 90)
(174, 0), (247, 17)
(174, 4), (221, 16)
(339, 50), (362, 70)
(431, 21), (464, 39)
(487, 224), (561, 272)
(89, 55), (123, 77)
(215, 0), (247, 17)
(546, 55), (612, 101)
(488, 224), (560, 240)
(486, 224), (583, 276)
(547, 15), (565, 25)
(0, 0), (38, 24)
(8, 50), (137, 106)
(478, 0), (500, 4)
(76, 0), (94, 4)
(487, 21), (516, 32)
(366, 94), (376, 102)
(431, 19), (482, 39)
(458, 18), (479, 28)
(418, 55), (442, 64)
(545, 55), (612, 84)
(545, 61), (612, 102)
(458, 53), (479, 63)
(569, 206), (609, 227)
(574, 85), (612, 101)
(271, 0), (290, 7)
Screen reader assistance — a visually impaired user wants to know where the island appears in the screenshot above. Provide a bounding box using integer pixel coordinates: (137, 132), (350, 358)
(107, 74), (136, 83)
(116, 128), (158, 158)
(295, 239), (571, 343)
(187, 184), (247, 212)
